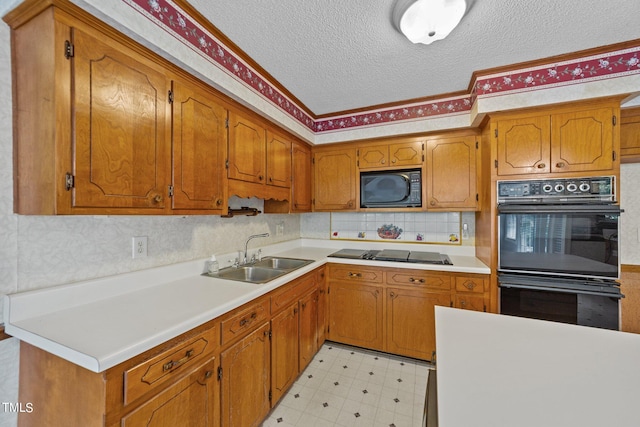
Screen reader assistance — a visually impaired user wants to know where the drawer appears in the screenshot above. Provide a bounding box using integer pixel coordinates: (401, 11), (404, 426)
(221, 298), (270, 345)
(455, 276), (488, 293)
(328, 264), (383, 283)
(272, 272), (315, 313)
(454, 294), (487, 312)
(386, 269), (451, 290)
(123, 325), (218, 405)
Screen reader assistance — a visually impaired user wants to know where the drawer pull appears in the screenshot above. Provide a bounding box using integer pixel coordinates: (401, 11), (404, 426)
(464, 282), (476, 290)
(239, 312), (258, 327)
(204, 370), (213, 379)
(409, 278), (425, 283)
(348, 272), (362, 278)
(163, 349), (194, 372)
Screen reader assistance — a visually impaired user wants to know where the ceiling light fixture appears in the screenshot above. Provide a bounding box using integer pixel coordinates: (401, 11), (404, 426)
(393, 0), (467, 45)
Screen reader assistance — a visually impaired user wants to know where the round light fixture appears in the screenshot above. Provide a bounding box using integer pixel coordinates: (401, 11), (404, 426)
(394, 0), (467, 45)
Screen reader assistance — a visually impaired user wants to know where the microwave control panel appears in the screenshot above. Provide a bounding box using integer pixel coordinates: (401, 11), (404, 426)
(497, 176), (615, 203)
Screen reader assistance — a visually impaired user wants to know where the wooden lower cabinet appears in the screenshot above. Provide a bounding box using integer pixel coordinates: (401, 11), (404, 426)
(328, 280), (385, 351)
(270, 303), (299, 403)
(299, 289), (320, 371)
(327, 263), (489, 361)
(386, 287), (450, 360)
(220, 322), (271, 427)
(119, 357), (219, 427)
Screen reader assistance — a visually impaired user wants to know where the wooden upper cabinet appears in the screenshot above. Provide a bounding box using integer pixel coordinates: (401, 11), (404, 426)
(228, 110), (266, 184)
(358, 139), (424, 169)
(426, 134), (478, 210)
(291, 141), (312, 212)
(171, 80), (227, 212)
(496, 115), (552, 175)
(495, 102), (619, 176)
(620, 107), (640, 163)
(313, 147), (357, 211)
(266, 130), (292, 188)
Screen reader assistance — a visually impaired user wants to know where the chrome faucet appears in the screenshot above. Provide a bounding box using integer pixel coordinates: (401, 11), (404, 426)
(242, 233), (269, 265)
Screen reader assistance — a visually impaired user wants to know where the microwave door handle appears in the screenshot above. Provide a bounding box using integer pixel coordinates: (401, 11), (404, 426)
(401, 174), (411, 198)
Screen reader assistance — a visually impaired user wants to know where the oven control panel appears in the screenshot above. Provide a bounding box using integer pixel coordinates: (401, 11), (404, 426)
(497, 176), (615, 203)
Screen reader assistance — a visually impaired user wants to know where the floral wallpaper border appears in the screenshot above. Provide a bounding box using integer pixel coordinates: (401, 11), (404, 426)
(123, 0), (640, 134)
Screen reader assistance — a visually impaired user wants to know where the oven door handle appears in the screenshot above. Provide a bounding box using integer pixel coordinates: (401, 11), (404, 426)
(499, 282), (624, 299)
(497, 204), (622, 214)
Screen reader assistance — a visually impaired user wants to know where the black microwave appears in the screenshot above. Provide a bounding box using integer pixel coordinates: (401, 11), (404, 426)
(360, 168), (422, 208)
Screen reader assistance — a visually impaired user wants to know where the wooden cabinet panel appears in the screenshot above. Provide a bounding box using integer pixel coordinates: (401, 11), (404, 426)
(72, 27), (171, 210)
(120, 357), (218, 427)
(386, 288), (450, 360)
(270, 304), (299, 403)
(228, 111), (266, 184)
(454, 276), (488, 293)
(328, 264), (383, 283)
(316, 267), (328, 347)
(220, 322), (271, 427)
(496, 115), (551, 175)
(426, 134), (478, 210)
(385, 269), (451, 290)
(328, 280), (384, 350)
(299, 289), (319, 371)
(123, 326), (218, 405)
(313, 147), (357, 210)
(291, 141), (312, 212)
(453, 275), (489, 312)
(171, 80), (227, 212)
(620, 108), (640, 162)
(266, 130), (292, 188)
(221, 299), (270, 346)
(551, 107), (615, 173)
(453, 294), (486, 312)
(621, 266), (640, 333)
(357, 139), (424, 169)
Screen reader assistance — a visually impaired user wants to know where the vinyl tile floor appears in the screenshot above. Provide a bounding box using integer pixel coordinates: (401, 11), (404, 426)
(261, 342), (432, 427)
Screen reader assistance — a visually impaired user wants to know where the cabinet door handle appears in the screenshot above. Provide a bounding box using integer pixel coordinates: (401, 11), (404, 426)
(153, 194), (163, 203)
(216, 198), (223, 206)
(269, 176), (273, 182)
(163, 349), (194, 372)
(536, 163), (546, 169)
(389, 291), (395, 298)
(204, 370), (213, 380)
(430, 200), (436, 206)
(556, 162), (565, 168)
(239, 312), (257, 327)
(391, 159), (396, 164)
(258, 175), (264, 181)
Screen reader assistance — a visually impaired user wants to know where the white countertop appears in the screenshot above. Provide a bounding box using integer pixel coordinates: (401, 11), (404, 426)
(3, 239), (489, 372)
(435, 307), (640, 427)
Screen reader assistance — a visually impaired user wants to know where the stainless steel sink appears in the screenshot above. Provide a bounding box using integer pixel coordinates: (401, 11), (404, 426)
(203, 257), (313, 284)
(210, 266), (287, 283)
(253, 257), (313, 270)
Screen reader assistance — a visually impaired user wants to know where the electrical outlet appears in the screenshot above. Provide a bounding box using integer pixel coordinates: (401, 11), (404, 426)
(132, 236), (148, 259)
(276, 222), (284, 237)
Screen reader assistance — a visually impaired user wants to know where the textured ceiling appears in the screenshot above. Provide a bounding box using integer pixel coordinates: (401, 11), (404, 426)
(188, 0), (640, 116)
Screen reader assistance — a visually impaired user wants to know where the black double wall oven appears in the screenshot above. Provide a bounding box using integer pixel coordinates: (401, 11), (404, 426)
(497, 176), (623, 330)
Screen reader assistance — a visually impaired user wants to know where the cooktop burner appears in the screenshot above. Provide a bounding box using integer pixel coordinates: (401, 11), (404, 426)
(328, 249), (452, 265)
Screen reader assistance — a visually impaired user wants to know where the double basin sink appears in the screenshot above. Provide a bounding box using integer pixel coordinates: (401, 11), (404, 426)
(203, 256), (314, 284)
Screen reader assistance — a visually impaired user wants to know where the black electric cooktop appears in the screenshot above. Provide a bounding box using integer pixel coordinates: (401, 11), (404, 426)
(328, 249), (452, 265)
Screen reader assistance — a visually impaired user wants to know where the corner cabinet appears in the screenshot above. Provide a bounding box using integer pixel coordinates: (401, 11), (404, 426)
(312, 147), (358, 211)
(620, 107), (640, 163)
(493, 100), (620, 177)
(425, 133), (479, 211)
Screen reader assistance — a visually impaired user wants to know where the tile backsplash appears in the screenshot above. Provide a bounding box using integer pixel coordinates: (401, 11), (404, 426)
(330, 212), (462, 244)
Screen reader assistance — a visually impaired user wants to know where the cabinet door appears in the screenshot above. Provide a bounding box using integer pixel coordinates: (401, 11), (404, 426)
(291, 141), (312, 212)
(620, 108), (640, 162)
(389, 140), (424, 167)
(73, 27), (170, 209)
(299, 290), (319, 371)
(316, 267), (328, 347)
(358, 144), (388, 168)
(270, 304), (299, 404)
(220, 322), (271, 427)
(328, 281), (384, 350)
(266, 130), (291, 188)
(120, 357), (219, 427)
(551, 107), (615, 173)
(171, 80), (227, 211)
(313, 148), (357, 210)
(496, 115), (551, 175)
(386, 288), (450, 360)
(426, 135), (478, 210)
(228, 111), (266, 184)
